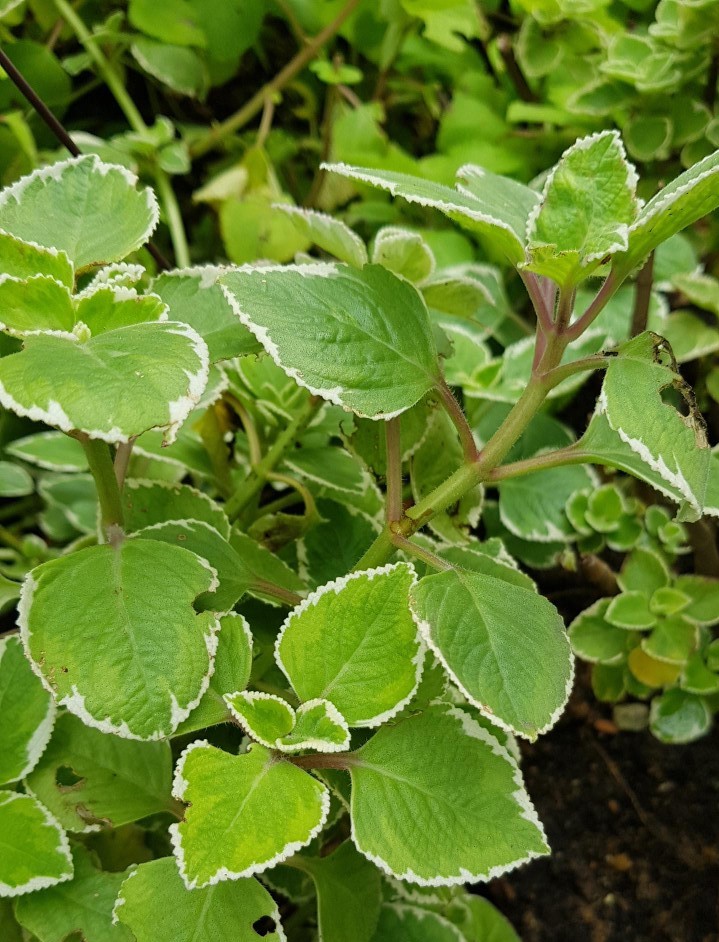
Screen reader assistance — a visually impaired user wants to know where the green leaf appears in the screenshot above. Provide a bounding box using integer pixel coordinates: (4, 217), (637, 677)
(277, 699), (351, 753)
(284, 445), (369, 496)
(642, 617), (697, 665)
(0, 791), (72, 897)
(499, 463), (594, 543)
(220, 263), (440, 420)
(14, 844), (133, 942)
(122, 479), (230, 537)
(0, 230), (73, 286)
(39, 473), (98, 535)
(371, 903), (465, 941)
(114, 857), (285, 942)
(410, 564), (573, 739)
(230, 530), (305, 599)
(174, 612), (253, 736)
(324, 163), (538, 265)
(24, 711), (173, 832)
(73, 286), (167, 336)
(132, 519), (250, 611)
(459, 896), (522, 942)
(0, 460), (33, 497)
(130, 39), (208, 98)
(6, 431), (88, 472)
(275, 563), (423, 727)
(680, 654), (719, 696)
(0, 635), (55, 785)
(0, 156), (159, 270)
(614, 148), (719, 280)
(20, 539), (220, 740)
(129, 0), (206, 47)
(605, 592), (656, 630)
(170, 741), (330, 888)
(525, 131), (639, 287)
(298, 499), (377, 588)
(673, 576), (719, 625)
(225, 691), (295, 747)
(294, 842), (381, 942)
(649, 689), (712, 744)
(598, 332), (710, 518)
(372, 227), (435, 284)
(349, 706), (548, 885)
(151, 266), (262, 363)
(0, 275), (75, 337)
(275, 205), (368, 268)
(0, 321), (209, 445)
(569, 599), (630, 665)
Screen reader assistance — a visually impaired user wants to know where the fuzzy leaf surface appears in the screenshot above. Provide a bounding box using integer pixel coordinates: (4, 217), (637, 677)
(0, 791), (72, 897)
(349, 707), (548, 885)
(0, 635), (55, 785)
(170, 741), (329, 888)
(220, 263), (440, 419)
(20, 539), (219, 740)
(276, 563), (422, 726)
(0, 156), (158, 270)
(410, 563), (573, 739)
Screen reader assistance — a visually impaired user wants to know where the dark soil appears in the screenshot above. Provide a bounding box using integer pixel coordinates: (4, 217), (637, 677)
(486, 669), (719, 942)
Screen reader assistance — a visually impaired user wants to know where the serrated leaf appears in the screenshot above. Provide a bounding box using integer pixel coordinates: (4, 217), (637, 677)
(0, 635), (55, 785)
(0, 321), (209, 445)
(277, 699), (351, 753)
(614, 148), (719, 280)
(293, 842), (381, 942)
(0, 791), (72, 897)
(174, 613), (253, 736)
(20, 539), (220, 740)
(349, 706), (548, 885)
(322, 164), (538, 265)
(0, 275), (74, 337)
(170, 741), (330, 888)
(275, 205), (368, 268)
(225, 691), (295, 746)
(598, 332), (710, 518)
(122, 479), (230, 537)
(0, 156), (158, 270)
(74, 286), (167, 336)
(525, 131), (639, 287)
(372, 227), (435, 284)
(0, 230), (73, 287)
(151, 266), (262, 363)
(114, 857), (284, 941)
(409, 564), (573, 739)
(371, 903), (465, 941)
(275, 563), (423, 727)
(14, 844), (133, 942)
(132, 519), (250, 611)
(220, 263), (440, 420)
(6, 432), (88, 472)
(24, 712), (173, 832)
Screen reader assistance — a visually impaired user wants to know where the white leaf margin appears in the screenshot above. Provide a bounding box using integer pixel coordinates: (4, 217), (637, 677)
(0, 790), (73, 897)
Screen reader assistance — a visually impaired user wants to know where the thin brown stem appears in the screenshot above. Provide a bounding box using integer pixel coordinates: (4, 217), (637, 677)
(250, 578), (303, 608)
(519, 270), (553, 333)
(286, 752), (356, 770)
(189, 0), (363, 159)
(113, 441), (133, 489)
(497, 33), (537, 102)
(565, 272), (618, 341)
(390, 533), (452, 571)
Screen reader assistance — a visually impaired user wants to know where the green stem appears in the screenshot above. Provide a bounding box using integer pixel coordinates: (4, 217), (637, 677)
(487, 444), (588, 482)
(152, 169), (190, 268)
(54, 0), (190, 267)
(437, 379), (479, 461)
(224, 397), (319, 521)
(81, 438), (125, 535)
(249, 578), (303, 608)
(189, 0), (363, 159)
(355, 332), (569, 570)
(542, 354), (613, 391)
(391, 534), (452, 572)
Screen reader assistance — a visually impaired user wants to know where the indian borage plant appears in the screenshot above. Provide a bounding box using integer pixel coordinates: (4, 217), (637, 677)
(0, 131), (719, 940)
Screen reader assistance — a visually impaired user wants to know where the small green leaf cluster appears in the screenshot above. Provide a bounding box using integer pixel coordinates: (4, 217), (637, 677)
(570, 548), (719, 744)
(0, 123), (718, 942)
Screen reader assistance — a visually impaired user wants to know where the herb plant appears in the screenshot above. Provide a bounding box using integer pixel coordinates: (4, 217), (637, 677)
(0, 120), (717, 941)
